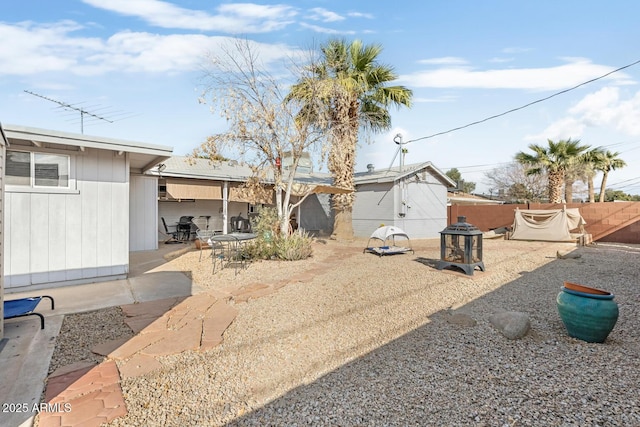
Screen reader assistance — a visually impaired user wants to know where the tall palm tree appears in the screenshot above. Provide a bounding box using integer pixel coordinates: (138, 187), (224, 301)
(515, 138), (590, 203)
(596, 150), (627, 202)
(581, 147), (606, 203)
(287, 39), (413, 239)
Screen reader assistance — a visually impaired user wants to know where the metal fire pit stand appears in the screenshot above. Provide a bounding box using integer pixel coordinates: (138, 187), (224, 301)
(436, 216), (485, 276)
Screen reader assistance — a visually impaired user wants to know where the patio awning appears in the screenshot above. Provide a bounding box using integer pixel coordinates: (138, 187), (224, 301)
(166, 179), (222, 200)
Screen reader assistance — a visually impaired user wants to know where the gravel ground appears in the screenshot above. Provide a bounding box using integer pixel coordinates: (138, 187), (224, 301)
(50, 238), (640, 426)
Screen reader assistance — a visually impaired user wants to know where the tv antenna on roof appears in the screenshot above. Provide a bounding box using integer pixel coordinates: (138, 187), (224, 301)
(23, 90), (135, 134)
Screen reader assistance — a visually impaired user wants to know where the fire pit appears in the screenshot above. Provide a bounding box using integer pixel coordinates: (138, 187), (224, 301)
(436, 216), (485, 276)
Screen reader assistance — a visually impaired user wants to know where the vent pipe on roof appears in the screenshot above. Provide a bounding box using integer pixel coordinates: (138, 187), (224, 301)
(367, 164), (375, 173)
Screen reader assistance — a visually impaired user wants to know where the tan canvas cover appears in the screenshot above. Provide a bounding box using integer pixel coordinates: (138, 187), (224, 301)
(510, 208), (586, 242)
(166, 179), (222, 200)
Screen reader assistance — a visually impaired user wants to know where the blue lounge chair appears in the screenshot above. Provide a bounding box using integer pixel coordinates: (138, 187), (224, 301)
(4, 296), (55, 329)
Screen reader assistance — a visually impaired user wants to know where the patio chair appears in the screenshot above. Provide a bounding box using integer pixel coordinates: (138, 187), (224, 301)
(192, 217), (208, 232)
(4, 296), (55, 329)
(161, 217), (182, 244)
(196, 229), (219, 261)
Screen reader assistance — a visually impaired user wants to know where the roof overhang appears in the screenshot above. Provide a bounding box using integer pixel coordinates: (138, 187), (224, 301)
(3, 124), (173, 172)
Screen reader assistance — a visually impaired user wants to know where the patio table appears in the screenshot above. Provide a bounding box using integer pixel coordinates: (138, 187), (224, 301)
(209, 233), (257, 274)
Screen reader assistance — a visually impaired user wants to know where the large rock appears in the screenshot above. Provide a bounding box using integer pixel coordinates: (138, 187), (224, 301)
(446, 312), (477, 327)
(557, 249), (582, 259)
(489, 311), (530, 340)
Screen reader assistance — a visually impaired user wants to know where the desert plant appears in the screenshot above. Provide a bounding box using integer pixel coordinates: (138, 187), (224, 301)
(274, 229), (313, 261)
(243, 207), (313, 260)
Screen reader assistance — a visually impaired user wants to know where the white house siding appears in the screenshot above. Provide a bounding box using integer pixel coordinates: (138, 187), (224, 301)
(393, 177), (448, 239)
(299, 193), (332, 236)
(5, 148), (129, 290)
(353, 170), (449, 240)
(352, 182), (396, 237)
(130, 175), (159, 251)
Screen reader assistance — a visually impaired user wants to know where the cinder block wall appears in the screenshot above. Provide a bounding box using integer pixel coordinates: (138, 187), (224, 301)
(448, 202), (640, 244)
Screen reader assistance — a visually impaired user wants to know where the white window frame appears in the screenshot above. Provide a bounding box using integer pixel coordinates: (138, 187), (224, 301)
(6, 149), (78, 194)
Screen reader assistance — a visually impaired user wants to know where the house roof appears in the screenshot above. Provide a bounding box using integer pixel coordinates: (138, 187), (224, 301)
(3, 124), (173, 172)
(0, 122), (8, 147)
(155, 157), (453, 192)
(150, 156), (258, 182)
(447, 192), (504, 205)
(354, 162), (456, 187)
(152, 156), (352, 198)
(150, 155), (338, 186)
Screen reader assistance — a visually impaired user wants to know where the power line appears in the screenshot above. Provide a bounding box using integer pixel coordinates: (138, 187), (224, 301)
(404, 58), (640, 145)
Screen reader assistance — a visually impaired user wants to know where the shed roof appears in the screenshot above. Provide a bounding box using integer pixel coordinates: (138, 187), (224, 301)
(354, 162), (455, 187)
(3, 124), (173, 172)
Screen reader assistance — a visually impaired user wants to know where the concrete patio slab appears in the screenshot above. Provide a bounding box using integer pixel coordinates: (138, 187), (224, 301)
(0, 315), (62, 427)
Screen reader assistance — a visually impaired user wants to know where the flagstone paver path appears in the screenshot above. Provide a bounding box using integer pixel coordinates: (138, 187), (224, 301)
(37, 248), (357, 426)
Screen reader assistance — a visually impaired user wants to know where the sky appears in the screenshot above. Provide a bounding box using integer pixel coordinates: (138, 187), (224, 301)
(2, 0), (640, 197)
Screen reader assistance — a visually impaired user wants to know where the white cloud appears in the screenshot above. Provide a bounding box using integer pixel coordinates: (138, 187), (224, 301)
(0, 21), (300, 76)
(307, 7), (344, 22)
(347, 12), (374, 19)
(0, 21), (102, 75)
(569, 87), (640, 136)
(299, 22), (355, 35)
(81, 0), (297, 33)
(526, 87), (640, 141)
(401, 58), (634, 91)
(525, 117), (586, 142)
(488, 57), (514, 64)
(417, 57), (467, 66)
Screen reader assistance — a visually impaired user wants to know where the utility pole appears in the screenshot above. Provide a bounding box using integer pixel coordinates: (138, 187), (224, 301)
(393, 133), (408, 172)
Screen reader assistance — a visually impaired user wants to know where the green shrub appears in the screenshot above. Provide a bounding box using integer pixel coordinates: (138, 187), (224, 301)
(243, 207), (313, 261)
(274, 229), (313, 260)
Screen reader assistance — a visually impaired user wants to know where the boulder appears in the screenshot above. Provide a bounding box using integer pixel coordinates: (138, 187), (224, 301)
(557, 250), (582, 259)
(446, 312), (477, 327)
(489, 311), (530, 340)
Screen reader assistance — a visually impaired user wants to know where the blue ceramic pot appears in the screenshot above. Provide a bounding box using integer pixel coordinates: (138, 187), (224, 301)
(556, 285), (619, 343)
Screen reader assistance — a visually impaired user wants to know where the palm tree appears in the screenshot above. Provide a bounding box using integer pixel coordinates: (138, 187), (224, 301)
(515, 138), (590, 203)
(581, 147), (606, 203)
(596, 150), (627, 202)
(287, 39), (413, 239)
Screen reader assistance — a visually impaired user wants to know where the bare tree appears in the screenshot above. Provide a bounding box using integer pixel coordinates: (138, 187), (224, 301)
(195, 38), (330, 236)
(484, 161), (547, 202)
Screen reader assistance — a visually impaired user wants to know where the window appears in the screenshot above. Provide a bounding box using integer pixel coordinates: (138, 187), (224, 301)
(6, 150), (70, 188)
